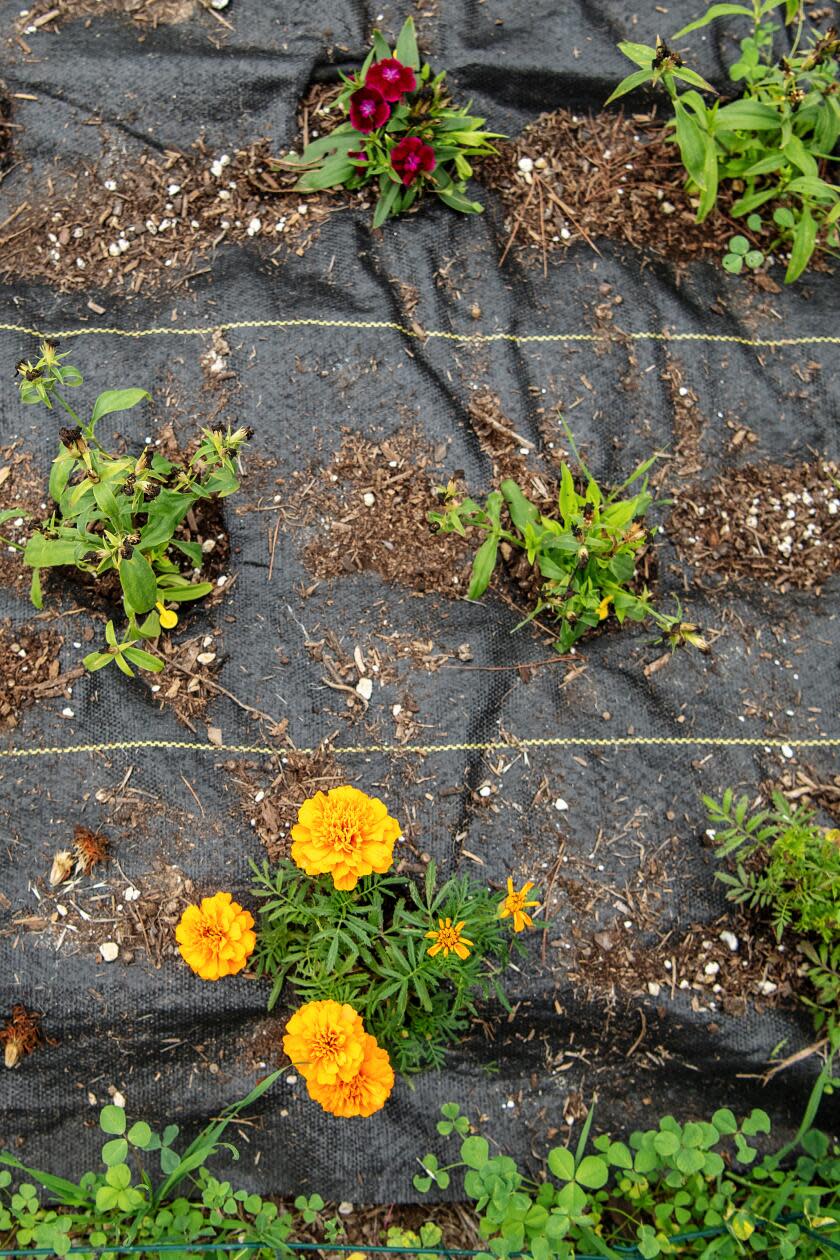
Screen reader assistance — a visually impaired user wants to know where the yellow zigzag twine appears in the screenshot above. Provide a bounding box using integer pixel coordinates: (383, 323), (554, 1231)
(0, 734), (838, 760)
(0, 317), (838, 348)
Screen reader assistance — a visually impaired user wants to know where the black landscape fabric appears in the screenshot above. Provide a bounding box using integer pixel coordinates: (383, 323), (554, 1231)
(0, 0), (839, 1201)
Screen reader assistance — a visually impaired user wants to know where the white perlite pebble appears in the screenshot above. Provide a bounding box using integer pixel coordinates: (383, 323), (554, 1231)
(719, 930), (739, 952)
(363, 492), (376, 507)
(554, 798), (568, 811)
(100, 942), (119, 962)
(704, 961), (720, 977)
(355, 677), (373, 701)
(647, 981), (661, 997)
(757, 979), (777, 995)
(517, 157), (534, 173)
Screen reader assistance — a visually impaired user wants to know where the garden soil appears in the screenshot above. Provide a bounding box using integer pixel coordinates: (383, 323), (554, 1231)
(1, 0), (839, 1201)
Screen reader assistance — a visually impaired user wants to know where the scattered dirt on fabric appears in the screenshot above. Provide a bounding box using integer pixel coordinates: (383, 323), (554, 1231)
(481, 109), (775, 275)
(570, 909), (801, 1022)
(0, 442), (47, 597)
(143, 629), (223, 732)
(668, 459), (840, 590)
(0, 1004), (46, 1069)
(0, 620), (80, 728)
(10, 860), (195, 967)
(288, 427), (473, 598)
(225, 746), (343, 862)
(660, 355), (709, 479)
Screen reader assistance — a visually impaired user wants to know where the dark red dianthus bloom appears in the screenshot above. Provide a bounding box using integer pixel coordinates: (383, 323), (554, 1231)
(349, 86), (390, 134)
(390, 135), (436, 186)
(365, 57), (417, 102)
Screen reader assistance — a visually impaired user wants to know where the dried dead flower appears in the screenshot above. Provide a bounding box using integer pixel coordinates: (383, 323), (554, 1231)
(49, 849), (74, 886)
(1, 1005), (43, 1069)
(73, 825), (110, 875)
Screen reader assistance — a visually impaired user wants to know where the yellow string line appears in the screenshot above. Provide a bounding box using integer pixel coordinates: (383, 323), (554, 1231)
(0, 734), (837, 760)
(0, 317), (838, 349)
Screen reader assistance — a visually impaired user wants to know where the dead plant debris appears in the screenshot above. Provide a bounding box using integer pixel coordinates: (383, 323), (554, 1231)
(669, 459), (840, 590)
(1, 1004), (44, 1069)
(14, 0), (206, 40)
(0, 621), (80, 728)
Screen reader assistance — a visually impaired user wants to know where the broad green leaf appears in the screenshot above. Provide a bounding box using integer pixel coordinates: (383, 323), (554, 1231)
(29, 567), (42, 610)
(101, 1139), (128, 1167)
(436, 186), (484, 214)
(92, 480), (123, 529)
(138, 489), (193, 549)
(90, 389), (150, 427)
(605, 67), (655, 106)
(48, 450), (76, 502)
(286, 127), (357, 166)
(295, 154), (357, 192)
(673, 3), (754, 37)
(99, 1105), (126, 1136)
(120, 549), (157, 614)
(23, 533), (94, 568)
(616, 40), (658, 70)
(372, 28), (391, 59)
(713, 99), (781, 131)
(674, 100), (708, 188)
(467, 533), (499, 600)
(122, 647), (165, 672)
(547, 1147), (576, 1182)
(575, 1155), (608, 1189)
(786, 206), (816, 283)
(154, 580), (213, 602)
(395, 16), (420, 69)
(373, 179), (403, 229)
(501, 480), (539, 532)
(460, 1135), (489, 1169)
(127, 1121), (153, 1149)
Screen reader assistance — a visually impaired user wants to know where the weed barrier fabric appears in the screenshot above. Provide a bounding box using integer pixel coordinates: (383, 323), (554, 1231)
(0, 0), (839, 1200)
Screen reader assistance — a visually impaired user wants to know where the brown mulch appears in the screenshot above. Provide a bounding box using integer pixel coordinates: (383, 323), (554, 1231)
(10, 860), (195, 967)
(0, 84), (350, 295)
(288, 427), (473, 598)
(0, 85), (13, 172)
(771, 764), (840, 827)
(14, 0), (200, 37)
(570, 909), (802, 1021)
(226, 746), (344, 863)
(0, 621), (81, 728)
(0, 443), (46, 597)
(480, 108), (784, 278)
(668, 459), (840, 590)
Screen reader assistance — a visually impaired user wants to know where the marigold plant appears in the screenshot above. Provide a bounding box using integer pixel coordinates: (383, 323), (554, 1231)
(499, 879), (541, 933)
(306, 1031), (394, 1118)
(282, 999), (366, 1086)
(176, 892), (256, 981)
(290, 785), (401, 890)
(252, 835), (537, 1075)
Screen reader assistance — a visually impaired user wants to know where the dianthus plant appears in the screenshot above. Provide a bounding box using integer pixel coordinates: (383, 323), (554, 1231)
(282, 18), (501, 227)
(3, 341), (251, 676)
(250, 858), (525, 1076)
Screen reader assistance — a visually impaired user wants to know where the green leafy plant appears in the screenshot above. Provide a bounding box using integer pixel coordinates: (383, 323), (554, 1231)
(415, 1065), (840, 1258)
(279, 17), (501, 227)
(0, 1072), (299, 1257)
(250, 857), (527, 1076)
(705, 788), (840, 1042)
(607, 3), (840, 282)
(6, 341), (251, 676)
(705, 790), (840, 943)
(429, 430), (706, 655)
(723, 229), (766, 273)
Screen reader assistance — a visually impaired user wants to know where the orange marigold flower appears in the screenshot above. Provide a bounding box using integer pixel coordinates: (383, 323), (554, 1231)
(175, 891), (256, 981)
(291, 785), (401, 891)
(307, 1032), (394, 1118)
(499, 878), (540, 933)
(283, 999), (366, 1087)
(425, 917), (473, 960)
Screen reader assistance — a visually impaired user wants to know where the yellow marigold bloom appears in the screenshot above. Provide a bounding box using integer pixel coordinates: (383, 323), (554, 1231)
(175, 891), (255, 980)
(597, 594), (614, 621)
(425, 917), (473, 960)
(499, 878), (540, 933)
(307, 1032), (394, 1118)
(283, 1000), (366, 1087)
(155, 600), (178, 630)
(291, 785), (400, 891)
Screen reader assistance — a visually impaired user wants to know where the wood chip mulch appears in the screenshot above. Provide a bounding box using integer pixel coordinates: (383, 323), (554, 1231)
(14, 0), (200, 37)
(480, 108), (788, 280)
(668, 459), (840, 590)
(0, 621), (81, 728)
(287, 427), (473, 598)
(226, 747), (343, 863)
